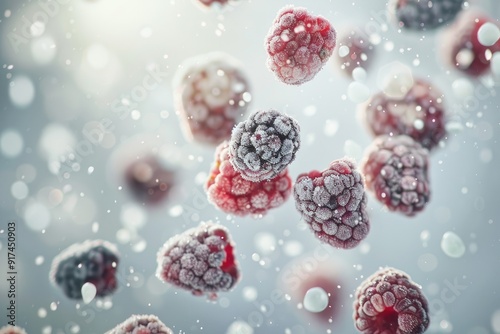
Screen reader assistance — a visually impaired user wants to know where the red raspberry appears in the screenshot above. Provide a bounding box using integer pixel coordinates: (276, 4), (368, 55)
(353, 267), (430, 334)
(361, 135), (430, 217)
(106, 314), (173, 334)
(362, 79), (447, 151)
(206, 141), (292, 217)
(265, 5), (337, 85)
(173, 52), (251, 145)
(334, 27), (375, 77)
(0, 326), (28, 334)
(293, 159), (370, 249)
(229, 109), (300, 182)
(156, 221), (240, 299)
(125, 156), (175, 205)
(441, 10), (500, 76)
(49, 240), (119, 300)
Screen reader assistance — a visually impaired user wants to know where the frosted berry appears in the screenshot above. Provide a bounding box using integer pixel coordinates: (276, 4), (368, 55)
(173, 52), (251, 145)
(105, 314), (173, 334)
(229, 109), (300, 182)
(335, 27), (375, 77)
(206, 141), (292, 217)
(361, 135), (430, 216)
(265, 5), (336, 85)
(0, 326), (28, 334)
(353, 267), (430, 334)
(363, 79), (447, 150)
(125, 155), (175, 205)
(293, 158), (370, 249)
(156, 221), (240, 299)
(49, 240), (119, 300)
(389, 0), (464, 31)
(441, 11), (500, 76)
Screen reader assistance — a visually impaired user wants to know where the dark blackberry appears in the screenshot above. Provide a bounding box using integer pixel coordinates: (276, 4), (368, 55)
(105, 314), (173, 334)
(390, 0), (464, 31)
(293, 158), (370, 249)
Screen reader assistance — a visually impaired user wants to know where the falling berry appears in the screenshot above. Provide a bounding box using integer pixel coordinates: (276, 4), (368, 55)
(361, 135), (431, 216)
(334, 27), (375, 77)
(293, 158), (370, 249)
(156, 221), (240, 299)
(362, 79), (447, 150)
(49, 240), (119, 300)
(0, 326), (28, 334)
(173, 52), (251, 145)
(105, 314), (173, 334)
(229, 109), (300, 182)
(206, 141), (292, 217)
(353, 267), (430, 334)
(265, 5), (336, 85)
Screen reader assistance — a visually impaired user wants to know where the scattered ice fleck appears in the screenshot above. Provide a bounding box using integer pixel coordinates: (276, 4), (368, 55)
(11, 181), (28, 200)
(491, 309), (500, 333)
(441, 231), (466, 258)
(242, 286), (258, 302)
(50, 302), (58, 311)
(303, 287), (329, 313)
(254, 232), (276, 255)
(226, 320), (253, 334)
(120, 203), (147, 231)
(491, 52), (500, 76)
(343, 139), (363, 162)
(417, 253), (438, 272)
(24, 201), (51, 231)
(303, 105), (317, 116)
(88, 166), (94, 174)
(38, 308), (47, 318)
(452, 78), (474, 100)
(35, 256), (44, 265)
(323, 119), (339, 137)
(9, 75), (35, 108)
(352, 67), (367, 82)
(283, 240), (303, 257)
(347, 81), (370, 103)
(1, 130), (24, 158)
(169, 205), (183, 217)
(81, 282), (97, 304)
(477, 22), (500, 47)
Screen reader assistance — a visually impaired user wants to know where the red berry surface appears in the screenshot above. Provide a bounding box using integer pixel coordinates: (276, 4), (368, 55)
(105, 314), (173, 334)
(0, 326), (28, 334)
(206, 141), (292, 217)
(442, 10), (500, 76)
(156, 222), (240, 299)
(363, 79), (447, 150)
(353, 267), (430, 334)
(125, 155), (175, 205)
(173, 52), (251, 145)
(293, 158), (370, 249)
(49, 240), (119, 300)
(362, 135), (430, 216)
(335, 27), (375, 77)
(265, 5), (336, 85)
(195, 0), (235, 9)
(229, 109), (300, 182)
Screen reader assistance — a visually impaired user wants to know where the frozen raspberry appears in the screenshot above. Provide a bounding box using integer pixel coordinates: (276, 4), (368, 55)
(173, 52), (251, 145)
(265, 5), (337, 85)
(206, 141), (292, 217)
(389, 0), (464, 31)
(361, 135), (430, 216)
(125, 155), (175, 205)
(156, 221), (240, 299)
(229, 109), (300, 182)
(49, 240), (119, 300)
(441, 10), (500, 76)
(353, 267), (430, 334)
(0, 326), (28, 334)
(293, 158), (370, 249)
(362, 79), (447, 150)
(105, 314), (173, 334)
(334, 27), (375, 77)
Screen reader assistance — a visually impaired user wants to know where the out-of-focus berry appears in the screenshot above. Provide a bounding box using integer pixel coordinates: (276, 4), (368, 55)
(49, 240), (119, 300)
(0, 326), (28, 334)
(206, 141), (292, 217)
(294, 158), (370, 249)
(361, 135), (431, 216)
(105, 314), (173, 334)
(229, 109), (300, 182)
(353, 267), (430, 334)
(173, 52), (251, 145)
(265, 5), (336, 85)
(362, 79), (447, 150)
(334, 27), (375, 77)
(156, 221), (240, 299)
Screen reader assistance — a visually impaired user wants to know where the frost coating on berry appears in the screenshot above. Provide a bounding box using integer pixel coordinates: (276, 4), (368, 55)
(363, 79), (447, 150)
(441, 10), (500, 77)
(389, 0), (464, 31)
(206, 141), (292, 216)
(156, 221), (240, 298)
(362, 135), (430, 216)
(105, 314), (173, 334)
(229, 109), (300, 182)
(265, 5), (336, 85)
(353, 267), (430, 334)
(173, 52), (251, 145)
(49, 240), (119, 300)
(335, 27), (375, 77)
(293, 158), (370, 249)
(0, 326), (28, 334)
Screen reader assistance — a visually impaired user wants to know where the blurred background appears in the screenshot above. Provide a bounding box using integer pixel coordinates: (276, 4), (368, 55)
(0, 0), (499, 333)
